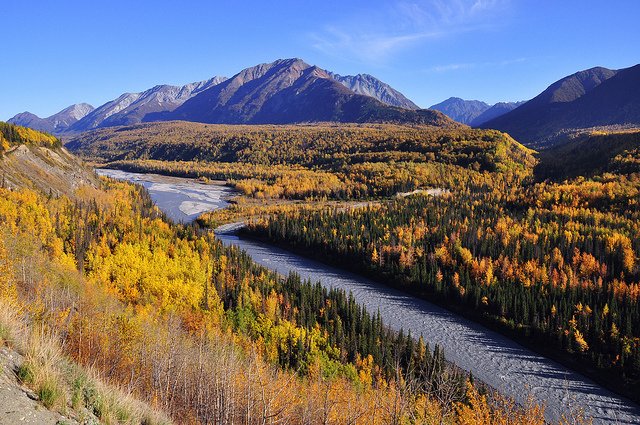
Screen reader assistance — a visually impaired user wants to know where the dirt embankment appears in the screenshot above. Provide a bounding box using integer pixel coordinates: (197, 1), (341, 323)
(0, 347), (80, 425)
(1, 145), (98, 197)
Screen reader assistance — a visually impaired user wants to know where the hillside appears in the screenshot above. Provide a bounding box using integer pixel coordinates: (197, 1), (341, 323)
(0, 345), (80, 425)
(0, 122), (171, 424)
(67, 121), (532, 173)
(481, 65), (640, 146)
(535, 128), (640, 180)
(151, 59), (453, 125)
(0, 122), (98, 196)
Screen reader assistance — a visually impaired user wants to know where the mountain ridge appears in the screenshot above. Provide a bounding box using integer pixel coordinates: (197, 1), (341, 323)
(9, 60), (425, 132)
(68, 76), (227, 132)
(429, 97), (524, 126)
(152, 58), (453, 126)
(430, 97), (490, 125)
(328, 72), (419, 109)
(480, 65), (640, 146)
(469, 101), (526, 126)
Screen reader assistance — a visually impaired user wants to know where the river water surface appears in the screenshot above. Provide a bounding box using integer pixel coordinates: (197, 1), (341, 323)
(100, 169), (640, 424)
(96, 169), (234, 222)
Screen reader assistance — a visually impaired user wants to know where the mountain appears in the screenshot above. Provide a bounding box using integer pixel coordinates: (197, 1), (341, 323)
(9, 59), (432, 131)
(7, 112), (50, 133)
(69, 77), (226, 132)
(480, 65), (640, 146)
(152, 59), (453, 126)
(8, 103), (94, 134)
(48, 103), (95, 131)
(523, 66), (617, 106)
(327, 72), (419, 109)
(429, 98), (490, 125)
(470, 101), (525, 126)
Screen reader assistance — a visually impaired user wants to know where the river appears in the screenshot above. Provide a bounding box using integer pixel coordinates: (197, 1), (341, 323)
(98, 169), (640, 424)
(96, 169), (235, 222)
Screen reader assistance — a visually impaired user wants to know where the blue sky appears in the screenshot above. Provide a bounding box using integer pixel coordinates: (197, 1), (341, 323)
(2, 0), (639, 120)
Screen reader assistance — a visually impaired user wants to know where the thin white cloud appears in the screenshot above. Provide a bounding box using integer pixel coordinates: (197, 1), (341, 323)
(428, 63), (477, 72)
(310, 27), (445, 63)
(309, 0), (511, 63)
(426, 57), (527, 73)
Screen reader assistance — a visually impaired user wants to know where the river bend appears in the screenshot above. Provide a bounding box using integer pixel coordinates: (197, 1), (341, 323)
(101, 169), (640, 424)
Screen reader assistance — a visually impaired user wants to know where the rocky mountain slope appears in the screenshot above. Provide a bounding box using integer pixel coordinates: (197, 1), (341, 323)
(153, 59), (450, 125)
(0, 122), (98, 196)
(68, 76), (227, 131)
(328, 72), (419, 109)
(0, 346), (82, 425)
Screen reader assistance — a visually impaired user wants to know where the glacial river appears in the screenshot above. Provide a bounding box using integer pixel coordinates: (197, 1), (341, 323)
(96, 169), (235, 222)
(99, 169), (640, 424)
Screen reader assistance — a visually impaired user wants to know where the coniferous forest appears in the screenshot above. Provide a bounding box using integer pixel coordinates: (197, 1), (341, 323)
(246, 142), (640, 400)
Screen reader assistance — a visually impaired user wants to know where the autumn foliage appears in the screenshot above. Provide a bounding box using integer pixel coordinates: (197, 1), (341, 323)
(0, 178), (549, 423)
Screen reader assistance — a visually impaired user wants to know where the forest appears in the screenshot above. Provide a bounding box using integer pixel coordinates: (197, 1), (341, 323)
(70, 121), (535, 200)
(535, 129), (640, 180)
(0, 121), (555, 424)
(245, 130), (640, 401)
(68, 120), (640, 402)
(67, 122), (532, 173)
(0, 121), (60, 153)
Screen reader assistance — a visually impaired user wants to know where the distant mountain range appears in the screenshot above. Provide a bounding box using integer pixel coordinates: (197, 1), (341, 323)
(9, 103), (94, 133)
(9, 78), (227, 134)
(152, 59), (446, 125)
(10, 60), (639, 141)
(429, 97), (524, 126)
(68, 77), (227, 132)
(470, 101), (526, 126)
(9, 59), (431, 133)
(480, 65), (640, 146)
